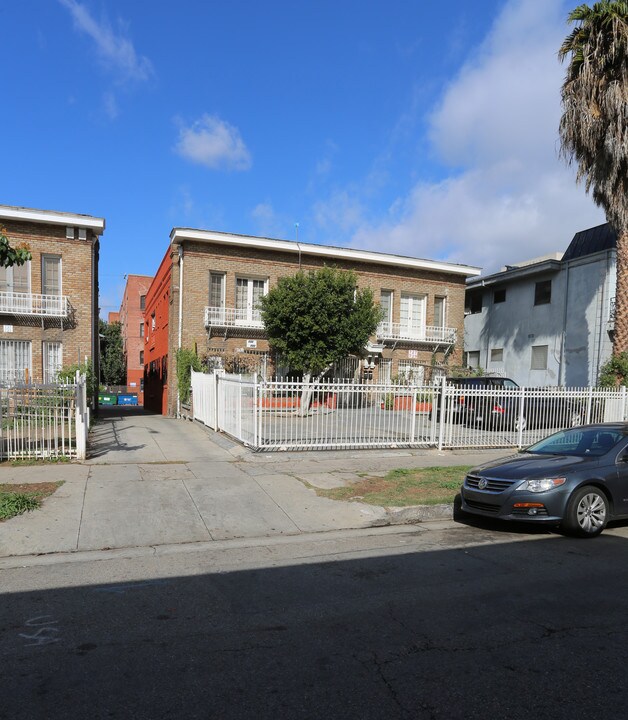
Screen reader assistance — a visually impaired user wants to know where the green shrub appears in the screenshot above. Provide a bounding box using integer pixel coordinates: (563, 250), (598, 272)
(598, 352), (628, 387)
(176, 348), (202, 404)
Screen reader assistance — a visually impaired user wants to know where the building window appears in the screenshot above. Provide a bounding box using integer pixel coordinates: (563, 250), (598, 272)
(140, 295), (146, 311)
(0, 340), (32, 385)
(151, 312), (156, 331)
(379, 358), (392, 384)
(0, 261), (30, 293)
(43, 342), (62, 384)
(380, 290), (393, 329)
(493, 288), (506, 303)
(534, 280), (551, 305)
(42, 256), (61, 296)
(236, 277), (266, 322)
(209, 273), (226, 307)
(490, 348), (503, 363)
(465, 290), (482, 314)
(531, 345), (548, 370)
(400, 293), (426, 338)
(140, 378), (144, 392)
(434, 296), (446, 327)
(78, 228), (87, 241)
(139, 322), (144, 338)
(397, 361), (425, 385)
(139, 350), (144, 365)
(465, 351), (480, 368)
(65, 227), (74, 239)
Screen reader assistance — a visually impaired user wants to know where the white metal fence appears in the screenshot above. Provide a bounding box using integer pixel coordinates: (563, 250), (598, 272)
(190, 372), (628, 452)
(0, 374), (89, 461)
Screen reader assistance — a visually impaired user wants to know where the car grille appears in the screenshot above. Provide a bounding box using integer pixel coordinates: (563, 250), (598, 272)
(465, 474), (518, 493)
(464, 499), (500, 513)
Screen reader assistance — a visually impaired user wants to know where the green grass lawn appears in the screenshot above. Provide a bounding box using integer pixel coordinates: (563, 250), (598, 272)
(317, 466), (473, 507)
(0, 482), (63, 521)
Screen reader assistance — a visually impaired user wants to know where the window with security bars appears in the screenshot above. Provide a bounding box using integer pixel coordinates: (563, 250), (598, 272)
(0, 340), (32, 385)
(397, 361), (425, 385)
(43, 342), (62, 384)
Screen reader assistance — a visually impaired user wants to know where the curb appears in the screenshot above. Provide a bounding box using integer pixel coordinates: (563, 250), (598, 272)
(385, 503), (454, 524)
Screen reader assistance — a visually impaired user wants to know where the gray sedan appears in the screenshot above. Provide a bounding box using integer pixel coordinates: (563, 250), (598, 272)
(460, 424), (628, 537)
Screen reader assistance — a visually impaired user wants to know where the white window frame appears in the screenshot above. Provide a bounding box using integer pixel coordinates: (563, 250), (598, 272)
(0, 260), (31, 294)
(42, 255), (62, 296)
(400, 293), (427, 339)
(43, 342), (63, 384)
(433, 296), (447, 328)
(397, 360), (425, 385)
(380, 290), (393, 327)
(235, 276), (268, 323)
(0, 340), (32, 385)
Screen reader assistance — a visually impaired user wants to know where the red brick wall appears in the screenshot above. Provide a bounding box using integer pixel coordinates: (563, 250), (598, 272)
(119, 274), (152, 404)
(144, 250), (172, 414)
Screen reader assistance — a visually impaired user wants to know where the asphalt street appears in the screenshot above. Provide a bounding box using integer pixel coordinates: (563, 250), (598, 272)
(3, 520), (628, 720)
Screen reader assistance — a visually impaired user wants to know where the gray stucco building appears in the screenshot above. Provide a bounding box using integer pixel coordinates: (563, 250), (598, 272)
(464, 224), (617, 387)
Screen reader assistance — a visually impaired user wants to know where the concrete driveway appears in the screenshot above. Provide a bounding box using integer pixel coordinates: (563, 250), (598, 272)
(0, 407), (507, 559)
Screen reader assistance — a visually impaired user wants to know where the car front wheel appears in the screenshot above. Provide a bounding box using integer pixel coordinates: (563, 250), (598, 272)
(562, 485), (608, 538)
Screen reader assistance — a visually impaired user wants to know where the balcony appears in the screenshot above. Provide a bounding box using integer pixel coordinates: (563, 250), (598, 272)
(204, 306), (265, 331)
(376, 322), (457, 345)
(0, 292), (71, 318)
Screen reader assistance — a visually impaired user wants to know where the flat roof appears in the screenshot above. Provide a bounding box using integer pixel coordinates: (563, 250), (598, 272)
(170, 227), (480, 277)
(0, 204), (105, 232)
(466, 258), (562, 288)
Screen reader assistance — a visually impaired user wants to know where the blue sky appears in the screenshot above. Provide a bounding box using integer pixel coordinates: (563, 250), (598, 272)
(1, 0), (605, 316)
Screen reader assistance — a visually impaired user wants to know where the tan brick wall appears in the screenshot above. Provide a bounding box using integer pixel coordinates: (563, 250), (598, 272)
(165, 239), (468, 414)
(0, 219), (96, 383)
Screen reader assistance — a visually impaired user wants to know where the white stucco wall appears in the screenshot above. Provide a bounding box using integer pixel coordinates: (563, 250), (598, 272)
(464, 250), (615, 387)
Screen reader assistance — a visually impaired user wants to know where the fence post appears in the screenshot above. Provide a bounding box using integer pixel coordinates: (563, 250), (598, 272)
(586, 386), (593, 424)
(517, 386), (525, 449)
(437, 375), (446, 451)
(253, 376), (258, 448)
(214, 372), (219, 430)
(0, 394), (3, 462)
(622, 385), (628, 421)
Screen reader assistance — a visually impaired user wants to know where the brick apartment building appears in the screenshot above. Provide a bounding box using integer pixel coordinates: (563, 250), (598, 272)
(0, 204), (104, 396)
(118, 274), (152, 404)
(143, 250), (170, 414)
(144, 228), (479, 415)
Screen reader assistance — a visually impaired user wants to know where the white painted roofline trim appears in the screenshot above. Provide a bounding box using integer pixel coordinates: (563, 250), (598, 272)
(170, 228), (480, 277)
(0, 205), (105, 232)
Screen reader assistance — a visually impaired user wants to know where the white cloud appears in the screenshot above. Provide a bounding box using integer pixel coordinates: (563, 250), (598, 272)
(347, 0), (605, 273)
(59, 0), (152, 83)
(174, 115), (252, 171)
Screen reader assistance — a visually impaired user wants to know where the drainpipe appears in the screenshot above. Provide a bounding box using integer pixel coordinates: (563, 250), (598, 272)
(177, 244), (184, 415)
(559, 262), (570, 386)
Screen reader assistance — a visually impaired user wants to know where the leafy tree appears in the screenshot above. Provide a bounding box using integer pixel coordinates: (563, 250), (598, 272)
(0, 226), (31, 268)
(100, 319), (126, 386)
(598, 351), (628, 385)
(559, 2), (628, 357)
(259, 267), (382, 413)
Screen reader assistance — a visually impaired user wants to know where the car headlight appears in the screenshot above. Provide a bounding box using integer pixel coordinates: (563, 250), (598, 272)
(517, 477), (567, 493)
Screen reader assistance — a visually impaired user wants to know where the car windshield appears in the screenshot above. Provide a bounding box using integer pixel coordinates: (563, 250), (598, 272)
(526, 428), (627, 457)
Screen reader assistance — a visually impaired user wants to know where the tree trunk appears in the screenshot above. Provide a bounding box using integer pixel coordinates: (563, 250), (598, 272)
(613, 230), (628, 358)
(295, 366), (332, 417)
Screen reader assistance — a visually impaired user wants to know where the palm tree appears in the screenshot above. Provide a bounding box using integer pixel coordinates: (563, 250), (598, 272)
(559, 2), (628, 355)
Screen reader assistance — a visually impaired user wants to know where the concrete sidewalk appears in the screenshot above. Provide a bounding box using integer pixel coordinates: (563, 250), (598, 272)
(0, 409), (507, 558)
